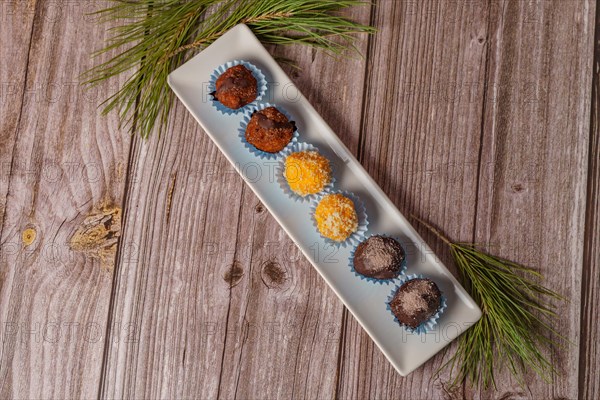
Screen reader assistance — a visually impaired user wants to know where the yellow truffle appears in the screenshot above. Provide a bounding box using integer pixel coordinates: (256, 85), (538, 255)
(314, 193), (358, 242)
(284, 151), (331, 196)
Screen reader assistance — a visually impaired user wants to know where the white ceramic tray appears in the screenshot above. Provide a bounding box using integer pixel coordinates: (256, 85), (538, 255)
(168, 24), (482, 376)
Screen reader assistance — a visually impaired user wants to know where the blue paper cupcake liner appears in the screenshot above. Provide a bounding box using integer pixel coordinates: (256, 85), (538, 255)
(238, 102), (299, 160)
(208, 60), (267, 115)
(348, 234), (407, 284)
(386, 274), (447, 335)
(310, 190), (369, 248)
(276, 142), (336, 203)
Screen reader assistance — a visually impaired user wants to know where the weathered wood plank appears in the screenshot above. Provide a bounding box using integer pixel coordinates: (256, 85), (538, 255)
(0, 2), (38, 393)
(580, 3), (600, 400)
(0, 0), (36, 228)
(100, 5), (372, 399)
(337, 0), (490, 398)
(210, 188), (342, 400)
(99, 106), (244, 399)
(0, 1), (130, 398)
(472, 0), (595, 399)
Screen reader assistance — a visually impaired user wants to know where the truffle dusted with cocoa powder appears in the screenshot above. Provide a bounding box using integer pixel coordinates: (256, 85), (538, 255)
(212, 65), (257, 109)
(353, 235), (405, 280)
(245, 106), (295, 153)
(389, 278), (441, 329)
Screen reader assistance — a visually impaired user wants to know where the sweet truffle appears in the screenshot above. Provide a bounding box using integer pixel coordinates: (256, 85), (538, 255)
(212, 65), (257, 109)
(284, 151), (332, 196)
(245, 107), (295, 153)
(389, 278), (442, 329)
(353, 235), (405, 280)
(314, 193), (358, 242)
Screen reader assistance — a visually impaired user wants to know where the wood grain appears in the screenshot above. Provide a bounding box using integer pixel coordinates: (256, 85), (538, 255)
(473, 1), (595, 399)
(0, 1), (37, 392)
(580, 3), (600, 399)
(99, 105), (243, 399)
(0, 1), (130, 398)
(0, 0), (36, 229)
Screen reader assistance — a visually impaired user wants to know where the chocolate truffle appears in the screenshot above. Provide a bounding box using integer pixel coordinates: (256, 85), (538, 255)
(314, 193), (358, 242)
(284, 151), (332, 196)
(245, 106), (295, 153)
(212, 65), (257, 109)
(389, 278), (442, 329)
(353, 235), (405, 280)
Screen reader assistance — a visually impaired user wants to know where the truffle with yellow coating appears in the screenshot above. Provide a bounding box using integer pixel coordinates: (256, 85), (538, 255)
(314, 193), (358, 242)
(284, 150), (332, 196)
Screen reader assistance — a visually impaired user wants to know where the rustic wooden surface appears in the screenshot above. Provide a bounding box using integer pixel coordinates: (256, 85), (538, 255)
(0, 1), (130, 398)
(1, 0), (598, 399)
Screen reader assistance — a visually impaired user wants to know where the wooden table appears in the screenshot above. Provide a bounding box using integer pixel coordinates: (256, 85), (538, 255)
(1, 1), (598, 399)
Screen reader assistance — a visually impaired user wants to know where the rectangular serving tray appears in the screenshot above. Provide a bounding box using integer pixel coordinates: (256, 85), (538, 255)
(168, 24), (482, 376)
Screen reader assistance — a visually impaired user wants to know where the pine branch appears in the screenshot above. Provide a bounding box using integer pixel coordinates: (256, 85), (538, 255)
(82, 0), (375, 138)
(411, 214), (566, 390)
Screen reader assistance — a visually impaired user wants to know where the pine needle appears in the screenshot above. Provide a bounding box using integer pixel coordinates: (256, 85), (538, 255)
(411, 215), (566, 390)
(82, 0), (375, 138)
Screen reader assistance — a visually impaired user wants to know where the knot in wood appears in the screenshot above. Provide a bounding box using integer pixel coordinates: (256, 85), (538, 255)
(22, 227), (37, 246)
(254, 202), (265, 214)
(260, 260), (288, 289)
(69, 205), (121, 271)
(223, 261), (244, 287)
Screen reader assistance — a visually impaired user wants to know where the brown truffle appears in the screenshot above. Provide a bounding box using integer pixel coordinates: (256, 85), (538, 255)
(212, 65), (257, 109)
(389, 278), (441, 329)
(353, 235), (405, 280)
(245, 107), (295, 153)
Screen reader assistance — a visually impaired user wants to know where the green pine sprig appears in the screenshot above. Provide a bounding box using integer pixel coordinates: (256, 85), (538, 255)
(411, 215), (566, 390)
(83, 0), (375, 138)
